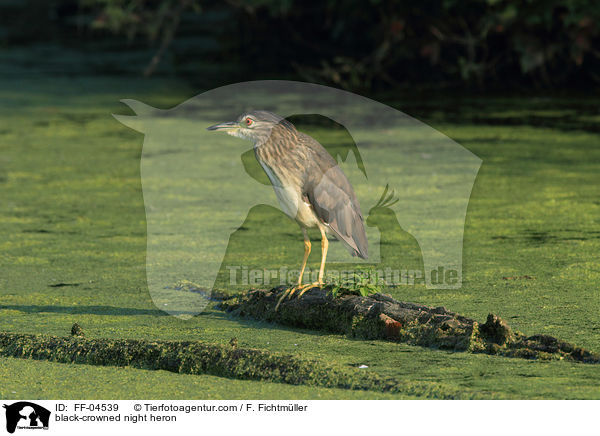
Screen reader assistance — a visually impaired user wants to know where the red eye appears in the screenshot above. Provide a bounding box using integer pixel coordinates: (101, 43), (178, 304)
(245, 118), (253, 126)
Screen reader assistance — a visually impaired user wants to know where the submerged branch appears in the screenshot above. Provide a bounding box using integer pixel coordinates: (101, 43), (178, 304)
(219, 287), (600, 364)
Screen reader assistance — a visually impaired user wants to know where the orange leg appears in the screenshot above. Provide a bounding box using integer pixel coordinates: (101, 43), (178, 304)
(297, 228), (311, 286)
(297, 226), (328, 298)
(275, 229), (311, 310)
(317, 225), (328, 284)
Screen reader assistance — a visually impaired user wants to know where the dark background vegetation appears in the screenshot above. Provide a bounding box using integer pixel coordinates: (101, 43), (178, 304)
(1, 0), (599, 92)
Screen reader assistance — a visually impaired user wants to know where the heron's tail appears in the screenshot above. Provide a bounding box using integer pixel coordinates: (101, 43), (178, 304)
(327, 211), (368, 260)
(351, 218), (369, 259)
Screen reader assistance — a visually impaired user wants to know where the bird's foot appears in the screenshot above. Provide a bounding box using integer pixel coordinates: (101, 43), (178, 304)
(274, 287), (293, 311)
(296, 282), (323, 298)
(274, 282), (324, 311)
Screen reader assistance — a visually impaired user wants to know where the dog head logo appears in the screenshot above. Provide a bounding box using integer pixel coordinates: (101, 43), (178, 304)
(114, 80), (481, 317)
(3, 402), (50, 433)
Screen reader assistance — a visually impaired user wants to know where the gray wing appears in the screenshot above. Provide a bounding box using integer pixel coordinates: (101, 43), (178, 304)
(300, 133), (368, 259)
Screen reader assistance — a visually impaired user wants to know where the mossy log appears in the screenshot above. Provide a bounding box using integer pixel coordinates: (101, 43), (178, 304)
(219, 287), (600, 364)
(0, 331), (465, 398)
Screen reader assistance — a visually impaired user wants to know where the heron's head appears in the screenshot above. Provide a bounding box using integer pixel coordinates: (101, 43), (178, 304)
(207, 110), (292, 143)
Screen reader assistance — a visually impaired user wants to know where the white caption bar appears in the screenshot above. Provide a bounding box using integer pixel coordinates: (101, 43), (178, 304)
(0, 400), (594, 436)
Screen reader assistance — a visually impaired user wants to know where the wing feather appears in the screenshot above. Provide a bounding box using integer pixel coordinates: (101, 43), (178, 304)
(300, 133), (368, 259)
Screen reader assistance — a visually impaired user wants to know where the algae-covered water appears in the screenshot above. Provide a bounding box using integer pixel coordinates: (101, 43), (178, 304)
(1, 73), (599, 399)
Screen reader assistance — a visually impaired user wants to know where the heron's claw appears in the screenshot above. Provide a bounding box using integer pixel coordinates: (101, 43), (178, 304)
(274, 288), (292, 311)
(274, 282), (324, 311)
(296, 282), (323, 298)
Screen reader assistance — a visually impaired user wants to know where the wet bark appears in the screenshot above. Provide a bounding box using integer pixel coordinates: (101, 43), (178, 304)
(219, 287), (600, 363)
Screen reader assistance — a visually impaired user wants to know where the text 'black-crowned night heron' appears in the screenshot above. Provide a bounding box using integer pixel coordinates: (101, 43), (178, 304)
(208, 110), (368, 309)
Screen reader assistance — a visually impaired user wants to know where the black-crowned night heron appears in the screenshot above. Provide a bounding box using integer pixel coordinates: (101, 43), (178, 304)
(208, 111), (368, 308)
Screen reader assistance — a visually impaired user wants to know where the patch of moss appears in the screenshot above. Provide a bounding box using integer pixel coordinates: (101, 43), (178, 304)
(479, 314), (515, 345)
(350, 315), (386, 340)
(0, 331), (471, 399)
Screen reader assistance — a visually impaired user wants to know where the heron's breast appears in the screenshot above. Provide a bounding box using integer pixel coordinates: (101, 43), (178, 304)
(257, 158), (318, 227)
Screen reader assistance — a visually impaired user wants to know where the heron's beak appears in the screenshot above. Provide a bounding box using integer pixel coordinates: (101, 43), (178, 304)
(207, 121), (239, 131)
